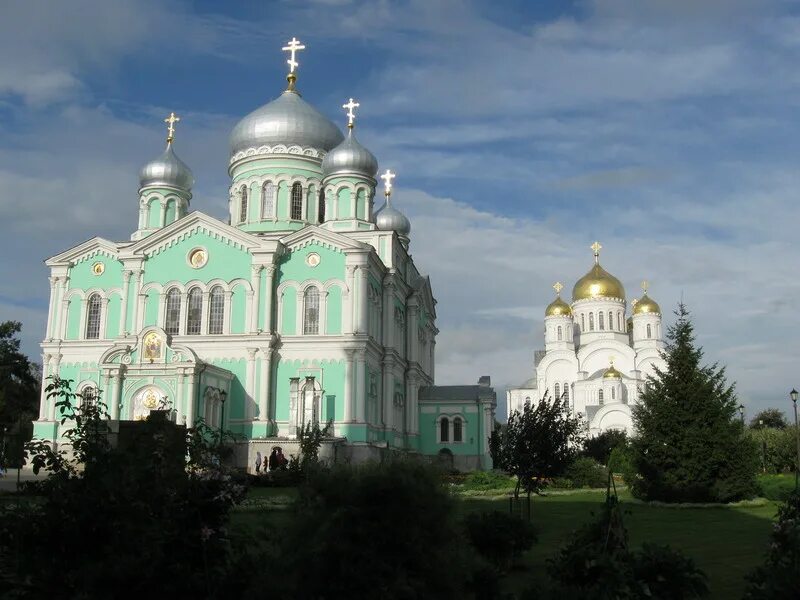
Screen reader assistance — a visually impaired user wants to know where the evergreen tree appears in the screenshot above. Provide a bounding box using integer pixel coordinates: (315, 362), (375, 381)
(630, 304), (759, 503)
(0, 320), (39, 430)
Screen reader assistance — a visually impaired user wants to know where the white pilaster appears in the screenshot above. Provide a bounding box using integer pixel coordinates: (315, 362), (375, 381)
(344, 349), (355, 422)
(344, 265), (356, 334)
(356, 266), (369, 334)
(186, 374), (196, 426)
(264, 266), (275, 333)
(259, 347), (272, 422)
(355, 349), (366, 422)
(250, 265), (262, 332)
(120, 270), (131, 335)
(45, 277), (57, 339)
(246, 347), (258, 420)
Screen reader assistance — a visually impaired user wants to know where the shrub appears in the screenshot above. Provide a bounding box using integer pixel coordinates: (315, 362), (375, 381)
(746, 426), (798, 474)
(259, 460), (477, 599)
(743, 491), (800, 599)
(562, 457), (608, 488)
(757, 473), (796, 501)
(463, 510), (537, 571)
(583, 430), (629, 465)
(461, 470), (516, 492)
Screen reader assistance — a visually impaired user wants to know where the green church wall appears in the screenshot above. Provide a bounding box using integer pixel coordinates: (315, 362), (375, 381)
(277, 182), (289, 220)
(165, 199), (177, 224)
(277, 242), (345, 284)
(417, 406), (482, 457)
(273, 359), (345, 423)
(66, 298), (81, 340)
(280, 285), (297, 334)
(142, 229), (251, 287)
(230, 283), (247, 334)
(208, 358), (248, 420)
(144, 289), (159, 327)
(107, 293), (122, 338)
(326, 286), (342, 334)
(148, 198), (160, 228)
(337, 188), (350, 219)
(356, 189), (366, 220)
(68, 255), (123, 293)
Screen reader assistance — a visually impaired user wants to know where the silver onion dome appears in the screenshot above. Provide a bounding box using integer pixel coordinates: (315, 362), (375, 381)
(375, 196), (411, 238)
(229, 91), (344, 157)
(321, 129), (378, 178)
(139, 144), (194, 191)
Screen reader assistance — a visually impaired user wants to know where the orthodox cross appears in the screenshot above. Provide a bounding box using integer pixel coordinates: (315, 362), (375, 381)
(609, 356), (616, 367)
(641, 280), (649, 294)
(343, 98), (360, 128)
(164, 112), (180, 144)
(381, 169), (396, 196)
(591, 241), (602, 263)
(282, 37), (306, 74)
(553, 282), (564, 295)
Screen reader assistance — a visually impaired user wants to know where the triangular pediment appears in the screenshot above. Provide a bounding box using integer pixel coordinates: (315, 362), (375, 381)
(127, 211), (263, 258)
(46, 237), (120, 266)
(413, 274), (437, 319)
(280, 225), (370, 254)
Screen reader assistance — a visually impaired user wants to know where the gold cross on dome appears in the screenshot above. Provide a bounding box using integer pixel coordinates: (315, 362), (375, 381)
(590, 241), (602, 264)
(343, 98), (360, 128)
(282, 37), (306, 74)
(641, 280), (649, 293)
(609, 356), (615, 366)
(381, 169), (396, 196)
(553, 282), (563, 295)
(164, 112), (180, 144)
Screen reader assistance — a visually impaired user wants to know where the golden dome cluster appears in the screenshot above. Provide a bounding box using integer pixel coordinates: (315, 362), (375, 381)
(603, 364), (622, 379)
(633, 282), (661, 315)
(545, 282), (572, 317)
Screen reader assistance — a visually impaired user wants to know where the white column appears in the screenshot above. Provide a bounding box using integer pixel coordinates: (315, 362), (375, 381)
(102, 370), (111, 416)
(159, 202), (167, 227)
(246, 347), (258, 420)
(120, 270), (131, 336)
(200, 291), (210, 334)
(38, 354), (51, 419)
(223, 291), (233, 334)
(130, 270), (143, 333)
(176, 370), (185, 424)
(100, 296), (110, 339)
(178, 291), (188, 335)
(382, 357), (394, 429)
(259, 348), (272, 422)
(344, 265), (356, 334)
(382, 279), (394, 348)
(49, 355), (61, 421)
(45, 277), (57, 339)
(250, 266), (262, 332)
(407, 303), (419, 363)
(264, 266), (275, 333)
(111, 370), (122, 420)
(355, 349), (366, 423)
(344, 349), (355, 422)
(186, 373), (196, 427)
(356, 266), (369, 334)
(53, 277), (67, 339)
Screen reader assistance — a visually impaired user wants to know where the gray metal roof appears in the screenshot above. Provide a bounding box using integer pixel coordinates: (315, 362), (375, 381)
(321, 129), (378, 178)
(139, 144), (194, 191)
(419, 384), (496, 404)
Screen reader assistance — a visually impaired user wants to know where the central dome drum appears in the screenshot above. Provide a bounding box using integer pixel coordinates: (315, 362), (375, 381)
(229, 91), (344, 157)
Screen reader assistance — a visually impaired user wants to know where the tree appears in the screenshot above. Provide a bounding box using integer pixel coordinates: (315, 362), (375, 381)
(0, 321), (39, 430)
(582, 429), (629, 465)
(749, 408), (788, 430)
(491, 392), (584, 499)
(630, 304), (759, 503)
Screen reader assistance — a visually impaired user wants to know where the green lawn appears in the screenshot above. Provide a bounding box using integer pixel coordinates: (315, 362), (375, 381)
(232, 487), (779, 600)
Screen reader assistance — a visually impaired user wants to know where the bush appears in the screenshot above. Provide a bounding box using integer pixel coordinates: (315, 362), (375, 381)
(746, 426), (798, 474)
(583, 430), (629, 465)
(744, 491), (800, 599)
(256, 460), (478, 599)
(463, 510), (537, 572)
(461, 470), (516, 492)
(562, 457), (608, 489)
(757, 473), (796, 501)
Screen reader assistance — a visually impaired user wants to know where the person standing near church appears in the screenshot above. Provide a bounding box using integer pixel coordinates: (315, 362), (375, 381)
(255, 451), (262, 474)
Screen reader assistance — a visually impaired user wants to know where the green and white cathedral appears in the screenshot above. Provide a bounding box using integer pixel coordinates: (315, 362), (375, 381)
(33, 39), (496, 471)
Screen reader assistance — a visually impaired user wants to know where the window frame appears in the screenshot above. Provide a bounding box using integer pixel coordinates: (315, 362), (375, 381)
(261, 181), (275, 220)
(303, 286), (320, 335)
(164, 287), (182, 335)
(85, 293), (102, 339)
(290, 182), (303, 220)
(208, 285), (225, 335)
(186, 287), (203, 335)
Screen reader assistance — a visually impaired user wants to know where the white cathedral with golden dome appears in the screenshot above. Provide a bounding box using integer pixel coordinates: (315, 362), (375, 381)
(506, 242), (667, 435)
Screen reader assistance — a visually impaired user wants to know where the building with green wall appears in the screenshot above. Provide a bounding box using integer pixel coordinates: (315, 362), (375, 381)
(33, 39), (496, 470)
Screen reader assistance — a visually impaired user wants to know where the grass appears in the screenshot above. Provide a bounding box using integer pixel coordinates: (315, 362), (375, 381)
(232, 486), (780, 600)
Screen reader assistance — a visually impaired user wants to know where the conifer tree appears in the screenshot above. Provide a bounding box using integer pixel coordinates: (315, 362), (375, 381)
(630, 304), (759, 503)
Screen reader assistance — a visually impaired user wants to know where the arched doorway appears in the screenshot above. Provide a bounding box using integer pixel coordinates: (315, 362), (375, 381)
(131, 385), (168, 421)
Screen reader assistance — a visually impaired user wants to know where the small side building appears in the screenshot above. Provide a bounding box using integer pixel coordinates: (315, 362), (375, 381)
(419, 376), (496, 471)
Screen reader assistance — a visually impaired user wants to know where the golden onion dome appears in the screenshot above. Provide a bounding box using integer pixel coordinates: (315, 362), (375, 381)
(633, 293), (661, 315)
(603, 364), (622, 379)
(545, 296), (572, 317)
(572, 262), (626, 301)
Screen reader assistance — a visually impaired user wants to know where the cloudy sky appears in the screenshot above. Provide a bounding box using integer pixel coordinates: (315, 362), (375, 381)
(2, 0), (800, 418)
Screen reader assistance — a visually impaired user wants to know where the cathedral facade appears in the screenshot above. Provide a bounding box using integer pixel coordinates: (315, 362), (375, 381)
(506, 243), (666, 436)
(33, 40), (496, 470)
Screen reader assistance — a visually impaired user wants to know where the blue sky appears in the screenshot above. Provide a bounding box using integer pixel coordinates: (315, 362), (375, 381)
(2, 0), (800, 419)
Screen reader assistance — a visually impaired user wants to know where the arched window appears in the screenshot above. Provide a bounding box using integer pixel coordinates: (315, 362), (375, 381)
(165, 288), (181, 335)
(589, 312), (595, 331)
(261, 182), (275, 219)
(318, 189), (326, 224)
(291, 182), (303, 220)
(609, 311), (614, 331)
(303, 286), (320, 335)
(563, 383), (569, 402)
(647, 323), (652, 339)
(453, 417), (463, 442)
(239, 185), (248, 224)
(617, 312), (622, 331)
(186, 287), (202, 335)
(612, 387), (616, 400)
(85, 293), (102, 339)
(599, 311), (604, 330)
(557, 325), (563, 341)
(581, 314), (585, 331)
(440, 417), (449, 442)
(598, 389), (604, 404)
(554, 383), (560, 399)
(208, 286), (224, 334)
(79, 385), (97, 408)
